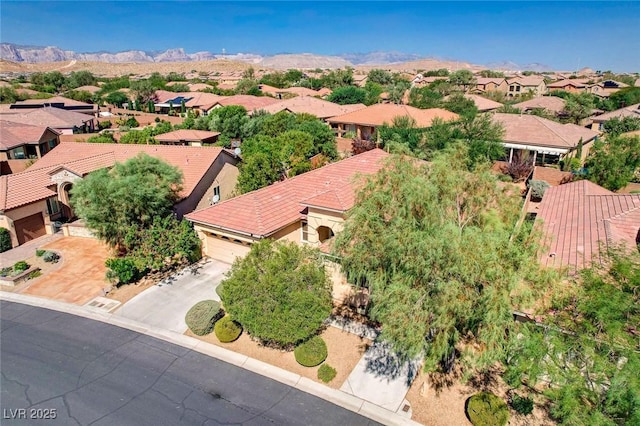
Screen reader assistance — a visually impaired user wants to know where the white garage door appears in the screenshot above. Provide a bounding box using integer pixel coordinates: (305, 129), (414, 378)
(205, 235), (251, 264)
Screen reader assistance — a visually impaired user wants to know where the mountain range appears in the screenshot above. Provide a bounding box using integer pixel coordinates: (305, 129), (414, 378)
(0, 43), (553, 72)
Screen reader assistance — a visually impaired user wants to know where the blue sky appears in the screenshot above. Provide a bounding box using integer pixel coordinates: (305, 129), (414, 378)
(1, 1), (639, 71)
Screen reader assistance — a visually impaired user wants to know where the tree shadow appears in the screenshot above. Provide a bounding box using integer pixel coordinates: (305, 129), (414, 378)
(363, 341), (422, 386)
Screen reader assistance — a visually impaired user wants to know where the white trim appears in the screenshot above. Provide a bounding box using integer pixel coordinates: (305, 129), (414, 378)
(502, 142), (569, 155)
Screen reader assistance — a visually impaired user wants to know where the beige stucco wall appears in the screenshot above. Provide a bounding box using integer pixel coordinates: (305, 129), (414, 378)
(270, 222), (302, 244)
(193, 162), (240, 213)
(1, 200), (50, 247)
(305, 208), (345, 245)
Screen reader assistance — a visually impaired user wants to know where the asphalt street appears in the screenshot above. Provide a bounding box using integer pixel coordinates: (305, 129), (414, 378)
(0, 301), (380, 426)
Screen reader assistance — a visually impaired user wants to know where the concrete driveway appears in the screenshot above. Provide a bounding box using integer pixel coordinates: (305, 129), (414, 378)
(113, 258), (230, 333)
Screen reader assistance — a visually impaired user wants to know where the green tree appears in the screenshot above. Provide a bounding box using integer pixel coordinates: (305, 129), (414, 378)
(448, 70), (476, 90)
(585, 135), (640, 191)
(130, 79), (157, 104)
(478, 70), (505, 78)
(0, 227), (12, 253)
(71, 153), (183, 248)
(367, 69), (394, 85)
(64, 90), (93, 103)
(608, 87), (640, 109)
(424, 68), (449, 77)
(42, 71), (67, 92)
(408, 87), (443, 109)
(327, 86), (367, 105)
(363, 81), (384, 105)
(443, 93), (478, 119)
(67, 71), (97, 89)
(387, 80), (411, 104)
(208, 105), (250, 142)
(602, 116), (640, 137)
(505, 249), (640, 425)
(236, 151), (283, 194)
(562, 92), (594, 124)
(334, 145), (549, 371)
(235, 78), (261, 95)
(0, 87), (25, 104)
(294, 119), (338, 159)
(321, 68), (354, 88)
(220, 239), (332, 347)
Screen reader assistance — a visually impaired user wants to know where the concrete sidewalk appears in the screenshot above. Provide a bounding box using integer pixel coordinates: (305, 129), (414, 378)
(0, 232), (63, 268)
(0, 291), (422, 426)
(113, 258), (230, 333)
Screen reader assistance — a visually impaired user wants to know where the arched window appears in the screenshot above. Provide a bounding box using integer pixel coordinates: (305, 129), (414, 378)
(316, 226), (335, 243)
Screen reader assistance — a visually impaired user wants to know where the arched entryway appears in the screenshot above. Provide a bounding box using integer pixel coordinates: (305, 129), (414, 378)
(316, 226), (335, 243)
(59, 182), (75, 219)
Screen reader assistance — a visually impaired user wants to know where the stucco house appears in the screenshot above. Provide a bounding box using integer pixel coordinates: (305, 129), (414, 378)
(473, 77), (508, 93)
(326, 104), (459, 139)
(154, 129), (221, 146)
(0, 143), (240, 248)
(9, 96), (98, 115)
(492, 113), (599, 165)
(186, 149), (390, 265)
(260, 96), (366, 120)
(0, 107), (96, 135)
(506, 76), (547, 97)
(512, 96), (567, 116)
(589, 103), (640, 131)
(0, 120), (60, 161)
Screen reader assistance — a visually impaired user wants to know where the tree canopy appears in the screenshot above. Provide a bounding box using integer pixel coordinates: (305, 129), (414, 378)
(327, 85), (367, 105)
(585, 135), (640, 191)
(219, 239), (332, 347)
(333, 145), (551, 372)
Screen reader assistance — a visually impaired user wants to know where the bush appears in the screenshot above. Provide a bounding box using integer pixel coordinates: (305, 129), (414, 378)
(124, 117), (139, 128)
(13, 261), (29, 273)
(528, 179), (551, 201)
(42, 251), (60, 263)
(36, 249), (46, 257)
(105, 257), (140, 285)
(317, 364), (337, 383)
(294, 336), (328, 367)
(185, 300), (223, 336)
(98, 120), (112, 130)
(0, 267), (11, 277)
(510, 394), (534, 416)
(466, 392), (509, 426)
(0, 227), (11, 253)
(28, 270), (42, 279)
(214, 316), (242, 343)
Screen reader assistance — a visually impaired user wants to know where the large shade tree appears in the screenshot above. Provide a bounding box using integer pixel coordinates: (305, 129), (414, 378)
(334, 145), (553, 372)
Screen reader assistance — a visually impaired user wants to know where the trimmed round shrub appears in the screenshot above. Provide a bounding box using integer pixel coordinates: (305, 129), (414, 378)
(13, 261), (29, 273)
(528, 179), (550, 201)
(214, 316), (242, 343)
(42, 251), (60, 263)
(317, 363), (337, 383)
(294, 336), (328, 367)
(0, 227), (11, 253)
(511, 394), (534, 416)
(466, 392), (509, 426)
(105, 257), (140, 285)
(185, 300), (223, 336)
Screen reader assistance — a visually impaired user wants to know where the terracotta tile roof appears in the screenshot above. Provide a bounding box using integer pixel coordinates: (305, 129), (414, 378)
(211, 95), (281, 111)
(277, 87), (321, 97)
(186, 149), (390, 237)
(463, 94), (503, 111)
(512, 96), (567, 114)
(532, 166), (574, 186)
(547, 79), (589, 89)
(507, 76), (545, 87)
(493, 113), (599, 150)
(154, 129), (220, 143)
(188, 83), (214, 91)
(0, 120), (59, 150)
(0, 107), (95, 129)
(0, 142), (229, 211)
(592, 103), (640, 123)
(537, 180), (640, 273)
(260, 96), (367, 119)
(326, 104), (459, 128)
(476, 77), (506, 85)
(13, 96), (96, 108)
(316, 88), (333, 97)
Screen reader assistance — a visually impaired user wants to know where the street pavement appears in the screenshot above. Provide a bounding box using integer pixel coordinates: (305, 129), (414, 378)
(114, 258), (230, 333)
(0, 301), (380, 426)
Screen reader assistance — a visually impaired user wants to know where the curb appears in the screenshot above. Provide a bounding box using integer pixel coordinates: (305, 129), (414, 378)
(0, 291), (422, 426)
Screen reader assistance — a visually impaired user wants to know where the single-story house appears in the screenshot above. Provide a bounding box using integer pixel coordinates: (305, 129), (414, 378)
(326, 104), (460, 139)
(0, 107), (96, 135)
(536, 180), (640, 274)
(186, 148), (390, 265)
(506, 76), (547, 97)
(588, 80), (629, 97)
(547, 79), (590, 93)
(0, 142), (240, 248)
(9, 96), (98, 115)
(259, 96), (367, 120)
(473, 77), (508, 93)
(206, 95), (281, 113)
(0, 120), (60, 161)
(462, 94), (503, 112)
(589, 103), (640, 131)
(154, 129), (221, 146)
(492, 113), (599, 165)
(512, 96), (567, 116)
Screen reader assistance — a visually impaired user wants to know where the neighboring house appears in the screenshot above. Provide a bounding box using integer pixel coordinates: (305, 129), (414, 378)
(506, 76), (547, 97)
(462, 94), (503, 112)
(0, 142), (240, 248)
(352, 74), (368, 87)
(412, 75), (449, 87)
(547, 79), (590, 93)
(153, 91), (225, 116)
(589, 103), (640, 131)
(588, 80), (629, 97)
(492, 113), (599, 165)
(154, 129), (221, 146)
(326, 104), (459, 139)
(512, 96), (567, 116)
(9, 96), (98, 115)
(260, 96), (367, 120)
(186, 149), (389, 265)
(259, 84), (330, 99)
(536, 180), (640, 274)
(206, 95), (281, 113)
(0, 120), (60, 161)
(473, 77), (508, 93)
(0, 107), (96, 134)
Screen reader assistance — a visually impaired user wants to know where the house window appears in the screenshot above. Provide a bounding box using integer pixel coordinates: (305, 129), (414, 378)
(516, 86), (521, 92)
(48, 139), (57, 149)
(301, 221), (309, 242)
(46, 197), (60, 215)
(509, 86), (515, 92)
(9, 146), (25, 159)
(211, 186), (221, 204)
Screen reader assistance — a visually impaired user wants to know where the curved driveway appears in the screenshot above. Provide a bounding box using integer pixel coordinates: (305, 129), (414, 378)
(0, 302), (379, 426)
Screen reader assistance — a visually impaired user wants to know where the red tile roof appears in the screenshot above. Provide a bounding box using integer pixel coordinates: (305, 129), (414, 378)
(532, 166), (574, 186)
(13, 96), (96, 108)
(186, 149), (390, 237)
(463, 94), (503, 111)
(0, 120), (60, 150)
(493, 113), (599, 150)
(592, 103), (640, 123)
(0, 107), (95, 129)
(507, 76), (545, 87)
(326, 104), (459, 128)
(512, 96), (567, 114)
(0, 142), (229, 212)
(260, 96), (367, 119)
(210, 95), (281, 112)
(537, 180), (640, 273)
(154, 129), (221, 143)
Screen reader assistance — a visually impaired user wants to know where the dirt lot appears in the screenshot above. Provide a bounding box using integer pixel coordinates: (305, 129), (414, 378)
(187, 326), (371, 389)
(406, 368), (555, 426)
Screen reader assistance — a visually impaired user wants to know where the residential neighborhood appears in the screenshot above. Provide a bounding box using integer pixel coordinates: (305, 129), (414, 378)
(1, 2), (639, 426)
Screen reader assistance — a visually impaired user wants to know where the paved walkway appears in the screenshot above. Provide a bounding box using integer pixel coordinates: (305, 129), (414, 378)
(341, 341), (422, 412)
(114, 258), (230, 333)
(0, 232), (63, 268)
